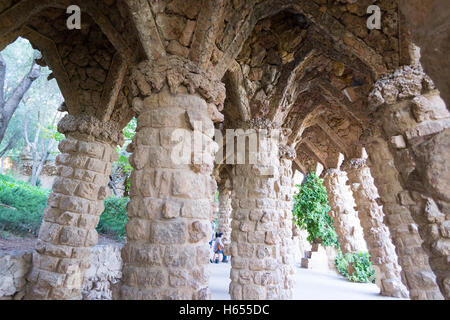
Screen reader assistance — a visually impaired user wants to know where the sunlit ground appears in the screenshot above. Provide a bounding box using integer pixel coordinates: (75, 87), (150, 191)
(209, 262), (404, 300)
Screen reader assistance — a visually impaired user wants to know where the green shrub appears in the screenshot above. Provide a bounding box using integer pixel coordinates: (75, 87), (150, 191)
(0, 174), (129, 240)
(0, 174), (49, 236)
(335, 250), (376, 283)
(96, 196), (129, 240)
(292, 173), (338, 247)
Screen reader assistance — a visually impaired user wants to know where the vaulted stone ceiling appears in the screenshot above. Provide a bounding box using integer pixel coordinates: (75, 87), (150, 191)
(0, 0), (416, 173)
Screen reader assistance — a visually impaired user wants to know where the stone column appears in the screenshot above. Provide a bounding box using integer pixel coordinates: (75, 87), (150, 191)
(119, 57), (225, 300)
(217, 179), (232, 244)
(322, 159), (367, 255)
(365, 137), (444, 300)
(367, 65), (446, 300)
(26, 115), (122, 300)
(344, 153), (409, 298)
(277, 145), (297, 300)
(228, 126), (284, 300)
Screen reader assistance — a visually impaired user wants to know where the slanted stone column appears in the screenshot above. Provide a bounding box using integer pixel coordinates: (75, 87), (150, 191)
(365, 137), (444, 300)
(367, 65), (446, 300)
(26, 115), (123, 300)
(119, 57), (224, 300)
(344, 152), (409, 298)
(322, 156), (367, 255)
(228, 126), (283, 300)
(277, 145), (297, 300)
(217, 179), (232, 244)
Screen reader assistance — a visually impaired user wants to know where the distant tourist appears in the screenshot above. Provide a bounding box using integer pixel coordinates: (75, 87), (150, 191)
(211, 232), (224, 264)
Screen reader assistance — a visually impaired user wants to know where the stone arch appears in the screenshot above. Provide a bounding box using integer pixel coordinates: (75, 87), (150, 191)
(0, 1), (141, 300)
(3, 0), (445, 301)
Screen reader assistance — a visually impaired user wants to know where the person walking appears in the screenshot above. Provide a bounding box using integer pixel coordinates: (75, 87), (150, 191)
(211, 232), (224, 263)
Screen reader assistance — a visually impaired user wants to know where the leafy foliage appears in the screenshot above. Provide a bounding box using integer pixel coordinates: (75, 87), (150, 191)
(335, 250), (376, 283)
(0, 174), (49, 235)
(292, 173), (338, 247)
(0, 174), (128, 240)
(0, 37), (63, 159)
(96, 196), (129, 240)
(112, 118), (137, 193)
(39, 124), (65, 144)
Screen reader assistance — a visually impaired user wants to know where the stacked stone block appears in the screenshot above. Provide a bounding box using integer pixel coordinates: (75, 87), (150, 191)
(344, 156), (409, 298)
(228, 130), (283, 300)
(217, 181), (232, 244)
(368, 65), (448, 299)
(277, 157), (296, 299)
(323, 168), (367, 255)
(120, 89), (218, 300)
(26, 118), (119, 299)
(366, 137), (444, 300)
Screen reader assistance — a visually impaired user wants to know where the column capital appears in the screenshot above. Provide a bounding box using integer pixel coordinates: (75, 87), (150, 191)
(342, 158), (367, 172)
(130, 56), (226, 115)
(279, 144), (296, 160)
(57, 114), (124, 146)
(368, 64), (435, 111)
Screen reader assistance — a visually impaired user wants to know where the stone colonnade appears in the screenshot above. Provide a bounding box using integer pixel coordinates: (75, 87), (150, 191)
(119, 56), (225, 300)
(227, 128), (296, 300)
(366, 137), (444, 299)
(26, 115), (122, 299)
(228, 129), (282, 300)
(322, 159), (367, 255)
(366, 65), (448, 299)
(344, 152), (410, 298)
(278, 147), (297, 299)
(25, 61), (449, 301)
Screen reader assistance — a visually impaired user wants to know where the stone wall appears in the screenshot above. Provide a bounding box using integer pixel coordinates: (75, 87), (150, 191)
(0, 250), (32, 300)
(0, 244), (122, 300)
(82, 244), (123, 300)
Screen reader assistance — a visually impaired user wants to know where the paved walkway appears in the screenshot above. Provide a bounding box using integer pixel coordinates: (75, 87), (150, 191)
(209, 262), (404, 300)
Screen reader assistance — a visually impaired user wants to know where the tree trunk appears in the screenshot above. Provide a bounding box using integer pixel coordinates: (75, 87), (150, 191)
(108, 178), (119, 197)
(0, 53), (41, 145)
(0, 130), (20, 158)
(30, 139), (56, 186)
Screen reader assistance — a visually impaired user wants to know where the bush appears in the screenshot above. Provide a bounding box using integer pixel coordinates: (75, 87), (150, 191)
(0, 174), (49, 236)
(96, 196), (129, 240)
(0, 174), (128, 240)
(292, 173), (338, 247)
(335, 250), (376, 283)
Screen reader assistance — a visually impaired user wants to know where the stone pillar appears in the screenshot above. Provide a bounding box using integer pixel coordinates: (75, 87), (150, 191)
(322, 161), (367, 255)
(277, 145), (297, 300)
(367, 65), (446, 300)
(365, 137), (444, 300)
(344, 153), (409, 298)
(217, 180), (232, 244)
(228, 126), (284, 300)
(119, 57), (225, 300)
(26, 115), (122, 300)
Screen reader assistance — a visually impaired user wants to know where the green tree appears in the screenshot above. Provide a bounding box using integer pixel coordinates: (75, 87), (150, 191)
(0, 39), (41, 145)
(292, 172), (338, 247)
(0, 37), (64, 180)
(109, 118), (136, 196)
